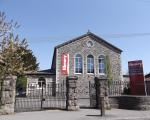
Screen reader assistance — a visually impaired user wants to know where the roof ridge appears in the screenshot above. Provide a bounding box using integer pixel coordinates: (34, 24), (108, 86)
(55, 32), (122, 52)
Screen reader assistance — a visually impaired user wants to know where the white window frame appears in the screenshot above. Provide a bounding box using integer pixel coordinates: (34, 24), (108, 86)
(98, 55), (106, 75)
(74, 54), (83, 74)
(87, 55), (94, 74)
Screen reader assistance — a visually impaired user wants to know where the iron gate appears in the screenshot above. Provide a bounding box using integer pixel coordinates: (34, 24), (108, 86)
(15, 83), (66, 112)
(78, 81), (96, 108)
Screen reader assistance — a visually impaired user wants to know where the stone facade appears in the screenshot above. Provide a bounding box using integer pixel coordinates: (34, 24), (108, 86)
(48, 32), (122, 108)
(0, 75), (16, 115)
(55, 32), (122, 83)
(25, 32), (122, 109)
(66, 76), (79, 111)
(123, 75), (129, 81)
(27, 74), (55, 86)
(26, 72), (55, 95)
(95, 77), (110, 110)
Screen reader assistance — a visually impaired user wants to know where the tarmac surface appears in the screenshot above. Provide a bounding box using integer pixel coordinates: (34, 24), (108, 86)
(0, 109), (150, 120)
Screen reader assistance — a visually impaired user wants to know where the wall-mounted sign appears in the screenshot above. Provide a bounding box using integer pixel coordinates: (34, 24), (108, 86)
(61, 53), (69, 75)
(128, 60), (146, 95)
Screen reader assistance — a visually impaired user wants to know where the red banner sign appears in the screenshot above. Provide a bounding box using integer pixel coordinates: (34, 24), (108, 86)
(128, 60), (146, 95)
(61, 53), (69, 75)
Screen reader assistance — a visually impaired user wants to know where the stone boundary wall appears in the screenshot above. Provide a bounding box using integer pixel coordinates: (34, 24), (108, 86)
(109, 96), (150, 110)
(66, 76), (79, 111)
(95, 77), (110, 109)
(0, 75), (16, 115)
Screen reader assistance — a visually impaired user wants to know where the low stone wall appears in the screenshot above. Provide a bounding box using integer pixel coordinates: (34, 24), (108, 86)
(0, 75), (16, 115)
(109, 95), (150, 110)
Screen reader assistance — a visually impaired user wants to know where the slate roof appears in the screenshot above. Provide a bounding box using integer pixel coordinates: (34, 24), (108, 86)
(25, 69), (55, 75)
(145, 73), (150, 78)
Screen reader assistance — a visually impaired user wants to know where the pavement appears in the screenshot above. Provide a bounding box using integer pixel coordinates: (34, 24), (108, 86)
(0, 109), (150, 120)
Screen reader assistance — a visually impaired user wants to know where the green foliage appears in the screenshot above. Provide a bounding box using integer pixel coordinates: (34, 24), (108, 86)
(1, 34), (28, 75)
(0, 34), (39, 75)
(16, 75), (27, 96)
(0, 12), (39, 101)
(0, 12), (39, 76)
(105, 55), (113, 87)
(18, 47), (39, 71)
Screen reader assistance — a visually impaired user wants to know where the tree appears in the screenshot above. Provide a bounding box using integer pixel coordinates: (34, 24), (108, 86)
(18, 47), (39, 71)
(0, 12), (39, 76)
(0, 12), (17, 101)
(0, 12), (19, 40)
(15, 47), (39, 96)
(1, 34), (28, 75)
(0, 12), (39, 102)
(16, 75), (27, 96)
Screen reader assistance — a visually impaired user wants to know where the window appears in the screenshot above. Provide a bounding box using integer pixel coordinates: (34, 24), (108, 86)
(99, 55), (105, 74)
(75, 54), (83, 73)
(87, 55), (94, 73)
(38, 77), (46, 88)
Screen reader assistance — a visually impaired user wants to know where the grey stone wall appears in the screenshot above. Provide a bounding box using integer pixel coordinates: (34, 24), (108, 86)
(66, 76), (79, 111)
(95, 77), (110, 109)
(56, 35), (122, 99)
(0, 75), (16, 115)
(110, 96), (150, 110)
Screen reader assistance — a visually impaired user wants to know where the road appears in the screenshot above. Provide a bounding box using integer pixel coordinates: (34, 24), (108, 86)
(0, 109), (150, 120)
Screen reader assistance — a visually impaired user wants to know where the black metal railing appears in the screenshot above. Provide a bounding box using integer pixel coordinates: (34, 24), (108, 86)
(15, 82), (66, 112)
(108, 80), (150, 96)
(145, 80), (150, 95)
(108, 80), (129, 96)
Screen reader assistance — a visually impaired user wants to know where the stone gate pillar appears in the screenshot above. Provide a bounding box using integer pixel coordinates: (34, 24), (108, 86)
(66, 76), (79, 111)
(0, 75), (16, 115)
(95, 76), (110, 110)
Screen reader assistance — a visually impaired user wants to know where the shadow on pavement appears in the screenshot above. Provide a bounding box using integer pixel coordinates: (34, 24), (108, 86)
(86, 114), (116, 118)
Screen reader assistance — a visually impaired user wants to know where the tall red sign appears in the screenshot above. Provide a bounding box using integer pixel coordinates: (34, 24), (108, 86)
(61, 53), (69, 75)
(128, 60), (146, 95)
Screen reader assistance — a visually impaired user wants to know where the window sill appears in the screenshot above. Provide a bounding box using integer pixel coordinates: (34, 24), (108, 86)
(74, 73), (82, 75)
(99, 73), (106, 76)
(87, 73), (95, 75)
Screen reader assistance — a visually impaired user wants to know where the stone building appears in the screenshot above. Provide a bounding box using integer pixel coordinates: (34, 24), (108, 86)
(123, 75), (129, 81)
(51, 32), (122, 83)
(27, 32), (122, 95)
(25, 70), (55, 95)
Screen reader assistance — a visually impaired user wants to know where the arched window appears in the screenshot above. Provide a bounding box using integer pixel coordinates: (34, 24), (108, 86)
(87, 55), (94, 73)
(75, 54), (83, 73)
(38, 77), (46, 88)
(99, 55), (105, 74)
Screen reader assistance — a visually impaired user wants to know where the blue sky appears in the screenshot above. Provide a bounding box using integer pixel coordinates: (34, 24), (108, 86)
(1, 0), (150, 74)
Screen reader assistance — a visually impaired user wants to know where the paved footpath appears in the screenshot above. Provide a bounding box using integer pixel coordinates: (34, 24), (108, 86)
(0, 109), (150, 120)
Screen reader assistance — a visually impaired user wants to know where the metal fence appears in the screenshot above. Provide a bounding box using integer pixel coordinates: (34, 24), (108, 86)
(145, 81), (150, 95)
(15, 83), (66, 112)
(108, 80), (130, 96)
(78, 82), (96, 108)
(108, 80), (150, 96)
